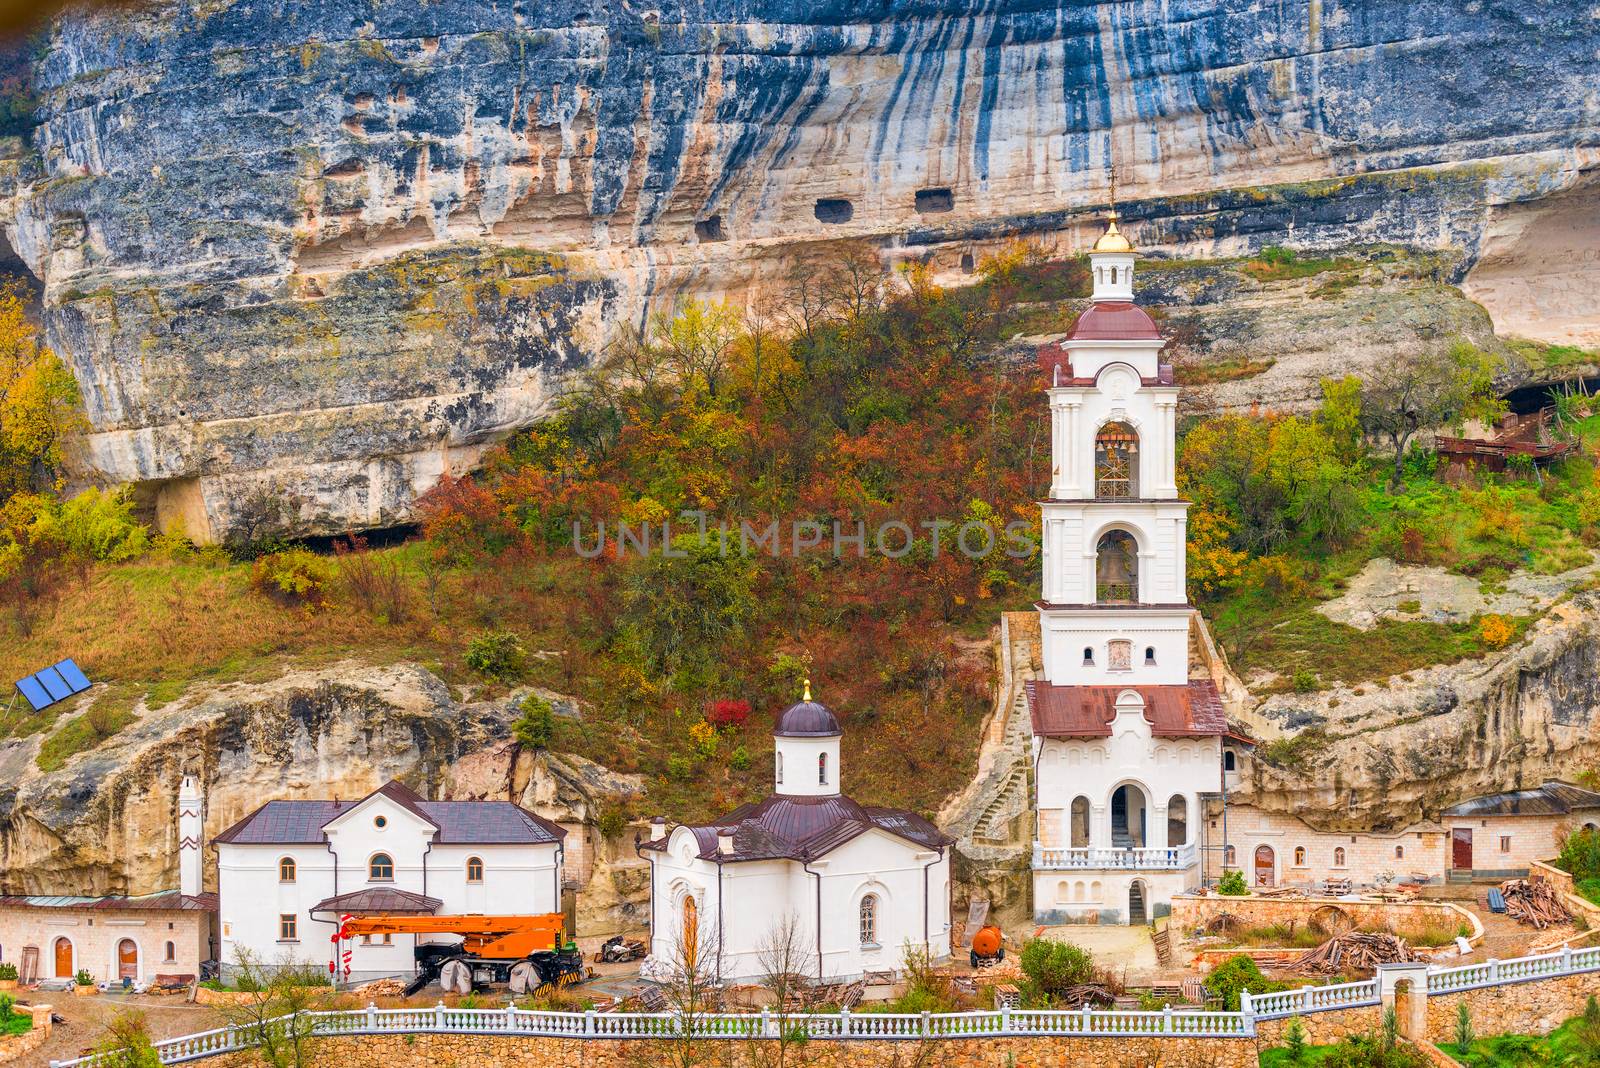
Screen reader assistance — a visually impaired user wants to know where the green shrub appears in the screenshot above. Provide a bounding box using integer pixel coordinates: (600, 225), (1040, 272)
(1217, 870), (1249, 896)
(1283, 1016), (1308, 1063)
(0, 962), (16, 980)
(1018, 938), (1094, 998)
(44, 488), (151, 562)
(728, 744), (751, 771)
(596, 806), (626, 839)
(1454, 1001), (1474, 1052)
(1202, 955), (1283, 1011)
(75, 968), (94, 986)
(249, 548), (333, 606)
(512, 692), (556, 748)
(666, 755), (694, 781)
(1291, 669), (1318, 692)
(466, 631), (527, 681)
(1557, 826), (1600, 881)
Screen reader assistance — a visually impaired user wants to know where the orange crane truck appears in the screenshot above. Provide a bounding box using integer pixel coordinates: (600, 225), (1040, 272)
(338, 913), (585, 996)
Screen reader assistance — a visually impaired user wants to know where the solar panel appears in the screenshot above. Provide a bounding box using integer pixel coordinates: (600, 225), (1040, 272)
(53, 659), (91, 694)
(35, 667), (71, 702)
(14, 676), (52, 712)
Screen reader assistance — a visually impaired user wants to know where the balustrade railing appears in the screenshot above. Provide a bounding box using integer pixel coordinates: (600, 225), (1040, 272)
(1033, 842), (1197, 870)
(47, 942), (1600, 1067)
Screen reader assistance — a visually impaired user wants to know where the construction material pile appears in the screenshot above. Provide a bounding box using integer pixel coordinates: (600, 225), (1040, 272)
(352, 978), (409, 997)
(1501, 879), (1572, 929)
(1291, 932), (1417, 975)
(1204, 912), (1242, 937)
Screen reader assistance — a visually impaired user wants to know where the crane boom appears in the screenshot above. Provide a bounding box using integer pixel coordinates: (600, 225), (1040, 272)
(340, 913), (567, 960)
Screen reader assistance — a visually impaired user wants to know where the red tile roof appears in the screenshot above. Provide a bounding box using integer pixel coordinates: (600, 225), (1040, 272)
(1025, 680), (1227, 738)
(1067, 301), (1163, 341)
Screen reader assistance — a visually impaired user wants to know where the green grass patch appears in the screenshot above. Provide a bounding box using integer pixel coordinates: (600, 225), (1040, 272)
(1240, 246), (1360, 282)
(1259, 1045), (1345, 1067)
(1176, 355), (1277, 386)
(0, 1010), (30, 1037)
(1577, 878), (1600, 906)
(1442, 1011), (1600, 1067)
(36, 693), (139, 772)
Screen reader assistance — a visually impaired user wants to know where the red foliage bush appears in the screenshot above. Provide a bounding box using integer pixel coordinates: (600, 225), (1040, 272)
(705, 698), (752, 728)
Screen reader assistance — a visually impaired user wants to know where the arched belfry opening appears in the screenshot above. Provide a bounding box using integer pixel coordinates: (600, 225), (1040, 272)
(1095, 529), (1138, 603)
(1094, 421), (1138, 498)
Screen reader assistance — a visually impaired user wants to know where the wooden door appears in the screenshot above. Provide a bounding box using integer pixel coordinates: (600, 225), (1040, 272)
(118, 939), (138, 981)
(1254, 845), (1275, 887)
(20, 945), (38, 984)
(53, 937), (72, 978)
(1452, 828), (1473, 870)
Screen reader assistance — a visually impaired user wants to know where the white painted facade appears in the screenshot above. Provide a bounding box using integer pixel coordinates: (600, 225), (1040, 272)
(644, 712), (951, 982)
(216, 787), (561, 983)
(1030, 218), (1220, 924)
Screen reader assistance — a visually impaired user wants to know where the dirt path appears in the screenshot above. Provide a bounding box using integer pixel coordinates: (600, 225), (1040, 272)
(14, 991), (224, 1068)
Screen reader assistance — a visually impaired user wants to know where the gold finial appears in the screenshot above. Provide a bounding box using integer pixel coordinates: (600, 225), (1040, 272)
(1093, 164), (1134, 253)
(803, 677), (812, 702)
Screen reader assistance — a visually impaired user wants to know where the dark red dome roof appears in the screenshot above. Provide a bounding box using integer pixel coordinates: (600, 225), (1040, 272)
(1068, 301), (1162, 341)
(775, 700), (842, 737)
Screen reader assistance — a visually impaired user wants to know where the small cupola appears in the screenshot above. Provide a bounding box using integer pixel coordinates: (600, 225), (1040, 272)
(1089, 210), (1136, 303)
(773, 679), (843, 798)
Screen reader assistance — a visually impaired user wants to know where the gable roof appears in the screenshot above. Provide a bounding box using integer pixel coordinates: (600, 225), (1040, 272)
(212, 780), (565, 846)
(641, 793), (952, 865)
(1440, 780), (1600, 818)
(1026, 680), (1227, 738)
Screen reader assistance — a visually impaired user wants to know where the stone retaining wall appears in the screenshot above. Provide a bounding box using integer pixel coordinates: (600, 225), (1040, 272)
(200, 1032), (1262, 1068)
(1529, 859), (1600, 928)
(1424, 972), (1600, 1044)
(1255, 1004), (1380, 1046)
(1170, 894), (1483, 945)
(0, 1004), (53, 1064)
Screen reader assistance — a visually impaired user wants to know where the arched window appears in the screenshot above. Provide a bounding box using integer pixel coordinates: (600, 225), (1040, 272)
(1293, 846), (1306, 867)
(1095, 530), (1139, 603)
(1094, 423), (1139, 499)
(1144, 646), (1156, 665)
(1224, 750), (1237, 772)
(278, 857), (296, 882)
(859, 895), (878, 945)
(818, 753), (828, 786)
(1082, 646), (1094, 665)
(1090, 880), (1102, 900)
(1333, 847), (1346, 868)
(1056, 880), (1070, 904)
(1070, 796), (1091, 848)
(1110, 267), (1118, 284)
(1167, 795), (1188, 846)
(1395, 846), (1404, 860)
(163, 941), (176, 963)
(369, 853), (394, 881)
(775, 751), (783, 784)
(466, 856), (484, 883)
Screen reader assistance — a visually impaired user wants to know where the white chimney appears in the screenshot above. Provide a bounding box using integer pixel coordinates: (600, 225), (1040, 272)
(178, 775), (203, 898)
(717, 828), (736, 856)
(650, 816), (667, 843)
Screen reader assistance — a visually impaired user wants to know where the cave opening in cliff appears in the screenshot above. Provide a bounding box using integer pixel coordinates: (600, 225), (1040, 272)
(694, 215), (726, 242)
(814, 199), (853, 224)
(960, 252), (975, 273)
(915, 188), (954, 214)
(0, 228), (41, 323)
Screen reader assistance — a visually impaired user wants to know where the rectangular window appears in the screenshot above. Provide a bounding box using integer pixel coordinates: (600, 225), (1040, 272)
(1500, 836), (1511, 853)
(360, 934), (392, 946)
(278, 914), (298, 942)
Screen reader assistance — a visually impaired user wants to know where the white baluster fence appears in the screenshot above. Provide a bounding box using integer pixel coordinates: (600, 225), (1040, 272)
(47, 942), (1600, 1067)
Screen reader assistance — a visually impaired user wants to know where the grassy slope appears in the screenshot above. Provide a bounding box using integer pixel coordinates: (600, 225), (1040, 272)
(1442, 1012), (1598, 1067)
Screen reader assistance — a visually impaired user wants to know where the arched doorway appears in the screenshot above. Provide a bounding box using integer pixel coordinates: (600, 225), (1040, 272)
(1095, 530), (1139, 603)
(1070, 797), (1090, 848)
(1254, 845), (1276, 887)
(117, 939), (138, 983)
(1111, 784), (1148, 848)
(1128, 880), (1148, 925)
(1094, 422), (1139, 498)
(53, 936), (73, 978)
(1167, 795), (1188, 846)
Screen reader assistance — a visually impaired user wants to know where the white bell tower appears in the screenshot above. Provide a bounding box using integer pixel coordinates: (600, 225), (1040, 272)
(1037, 213), (1191, 686)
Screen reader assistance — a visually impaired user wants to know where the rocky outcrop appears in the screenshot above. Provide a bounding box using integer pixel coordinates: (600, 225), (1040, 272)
(6, 0), (1597, 536)
(0, 663), (639, 902)
(1238, 590), (1600, 832)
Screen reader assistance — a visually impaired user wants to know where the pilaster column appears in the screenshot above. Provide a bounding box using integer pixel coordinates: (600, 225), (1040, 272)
(1136, 551), (1155, 603)
(1154, 398), (1178, 496)
(1091, 804), (1110, 851)
(1151, 804), (1169, 850)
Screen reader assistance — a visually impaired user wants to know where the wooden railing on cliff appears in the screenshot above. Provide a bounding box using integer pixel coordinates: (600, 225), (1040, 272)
(47, 944), (1600, 1067)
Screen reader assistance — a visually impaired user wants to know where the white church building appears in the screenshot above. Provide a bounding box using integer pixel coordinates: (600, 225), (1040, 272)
(1028, 213), (1232, 925)
(214, 779), (566, 982)
(640, 689), (953, 981)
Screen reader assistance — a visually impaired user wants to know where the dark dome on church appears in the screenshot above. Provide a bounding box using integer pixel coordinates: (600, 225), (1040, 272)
(775, 699), (842, 738)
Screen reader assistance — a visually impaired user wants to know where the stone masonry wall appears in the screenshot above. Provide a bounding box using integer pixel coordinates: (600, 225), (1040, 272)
(1168, 894), (1482, 942)
(1255, 1005), (1381, 1047)
(1425, 973), (1600, 1045)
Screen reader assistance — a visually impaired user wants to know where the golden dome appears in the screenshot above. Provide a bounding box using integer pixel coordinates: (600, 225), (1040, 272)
(1092, 210), (1134, 253)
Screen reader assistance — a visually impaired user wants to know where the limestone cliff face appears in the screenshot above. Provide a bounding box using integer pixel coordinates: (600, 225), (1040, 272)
(1237, 592), (1600, 833)
(3, 0), (1596, 536)
(0, 664), (639, 904)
